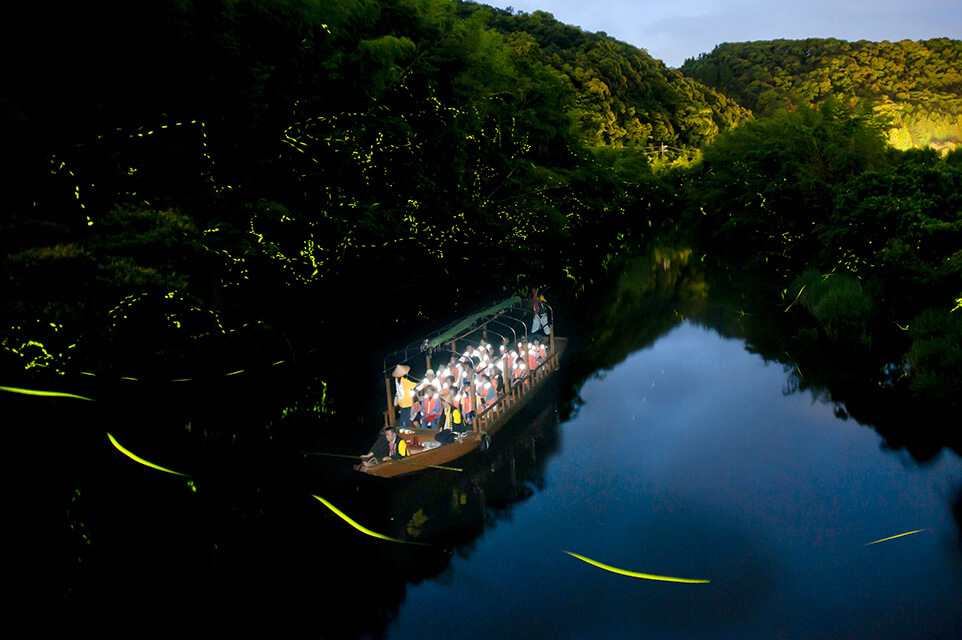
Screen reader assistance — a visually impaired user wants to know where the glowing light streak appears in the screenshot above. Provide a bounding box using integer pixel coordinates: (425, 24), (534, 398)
(563, 551), (710, 583)
(311, 495), (429, 546)
(0, 385), (94, 401)
(106, 433), (190, 477)
(864, 529), (927, 546)
(784, 284), (806, 312)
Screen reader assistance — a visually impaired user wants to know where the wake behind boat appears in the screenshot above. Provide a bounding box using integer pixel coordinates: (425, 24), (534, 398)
(359, 295), (565, 478)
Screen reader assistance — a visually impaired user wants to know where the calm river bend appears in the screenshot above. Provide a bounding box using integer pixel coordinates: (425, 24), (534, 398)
(381, 321), (962, 640)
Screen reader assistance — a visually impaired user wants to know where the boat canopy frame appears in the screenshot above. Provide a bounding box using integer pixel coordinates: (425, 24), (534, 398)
(381, 296), (555, 428)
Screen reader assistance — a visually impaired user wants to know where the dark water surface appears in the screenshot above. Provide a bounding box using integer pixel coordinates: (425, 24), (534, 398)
(383, 322), (962, 640)
(52, 273), (961, 639)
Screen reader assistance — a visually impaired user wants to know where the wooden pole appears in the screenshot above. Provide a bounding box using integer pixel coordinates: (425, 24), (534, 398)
(385, 377), (395, 427)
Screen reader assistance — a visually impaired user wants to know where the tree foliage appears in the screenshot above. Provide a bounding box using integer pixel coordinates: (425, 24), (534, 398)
(464, 5), (752, 149)
(681, 38), (962, 151)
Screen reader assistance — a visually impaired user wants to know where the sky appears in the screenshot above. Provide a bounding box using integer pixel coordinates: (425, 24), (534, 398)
(485, 0), (962, 68)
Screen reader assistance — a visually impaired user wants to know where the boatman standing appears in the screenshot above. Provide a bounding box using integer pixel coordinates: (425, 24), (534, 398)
(393, 364), (418, 429)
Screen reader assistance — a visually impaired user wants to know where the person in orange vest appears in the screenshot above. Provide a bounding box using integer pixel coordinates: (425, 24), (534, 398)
(456, 387), (474, 426)
(535, 338), (547, 362)
(474, 346), (488, 373)
(450, 357), (463, 388)
(512, 359), (527, 388)
(478, 374), (497, 406)
(526, 343), (539, 371)
(421, 385), (442, 428)
(486, 365), (503, 396)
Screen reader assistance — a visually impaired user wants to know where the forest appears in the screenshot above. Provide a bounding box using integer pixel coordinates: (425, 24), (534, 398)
(681, 38), (962, 151)
(2, 0), (960, 436)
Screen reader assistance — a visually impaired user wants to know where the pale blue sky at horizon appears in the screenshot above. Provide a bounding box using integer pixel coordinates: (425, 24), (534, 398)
(485, 0), (962, 68)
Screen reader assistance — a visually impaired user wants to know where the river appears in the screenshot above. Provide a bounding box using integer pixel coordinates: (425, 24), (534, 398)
(383, 321), (962, 640)
(53, 252), (961, 639)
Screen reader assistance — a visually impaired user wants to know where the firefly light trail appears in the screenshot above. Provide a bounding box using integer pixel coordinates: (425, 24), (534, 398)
(0, 385), (94, 402)
(563, 551), (710, 584)
(312, 494), (430, 546)
(864, 529), (927, 546)
(107, 432), (191, 477)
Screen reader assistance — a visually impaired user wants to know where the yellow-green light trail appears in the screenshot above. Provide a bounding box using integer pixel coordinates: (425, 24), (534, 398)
(864, 529), (927, 546)
(106, 433), (191, 477)
(312, 494), (430, 546)
(563, 551), (710, 584)
(0, 385), (94, 402)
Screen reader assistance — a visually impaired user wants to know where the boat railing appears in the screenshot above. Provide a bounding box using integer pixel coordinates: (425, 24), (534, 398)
(472, 334), (561, 433)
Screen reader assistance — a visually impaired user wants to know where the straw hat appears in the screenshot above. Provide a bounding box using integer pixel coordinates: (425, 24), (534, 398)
(392, 364), (411, 377)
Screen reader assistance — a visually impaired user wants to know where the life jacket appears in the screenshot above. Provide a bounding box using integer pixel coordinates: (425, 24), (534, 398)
(390, 436), (408, 459)
(481, 382), (497, 405)
(526, 348), (539, 370)
(422, 393), (441, 419)
(459, 391), (473, 414)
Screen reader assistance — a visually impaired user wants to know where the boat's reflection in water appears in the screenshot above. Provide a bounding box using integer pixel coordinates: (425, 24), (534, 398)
(340, 386), (563, 585)
(383, 398), (561, 543)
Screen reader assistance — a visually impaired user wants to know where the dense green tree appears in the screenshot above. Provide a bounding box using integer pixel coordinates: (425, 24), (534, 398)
(682, 38), (962, 151)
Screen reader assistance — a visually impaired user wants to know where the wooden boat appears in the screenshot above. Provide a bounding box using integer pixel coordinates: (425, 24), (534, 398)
(359, 296), (565, 478)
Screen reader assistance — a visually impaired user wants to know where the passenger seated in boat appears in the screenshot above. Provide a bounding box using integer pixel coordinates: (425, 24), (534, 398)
(359, 427), (409, 465)
(455, 389), (474, 426)
(525, 343), (540, 371)
(435, 393), (459, 443)
(421, 385), (443, 428)
(478, 375), (497, 406)
(486, 365), (503, 396)
(449, 357), (463, 387)
(419, 368), (439, 392)
(533, 337), (547, 364)
(409, 392), (422, 427)
(512, 359), (527, 386)
(459, 360), (474, 389)
(474, 346), (488, 372)
(442, 374), (457, 394)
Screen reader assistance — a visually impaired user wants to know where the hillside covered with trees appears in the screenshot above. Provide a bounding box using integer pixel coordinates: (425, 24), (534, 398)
(2, 1), (960, 426)
(1, 0), (751, 377)
(681, 38), (962, 151)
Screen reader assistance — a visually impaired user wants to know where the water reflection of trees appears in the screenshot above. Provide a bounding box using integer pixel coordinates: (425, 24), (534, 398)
(560, 246), (709, 419)
(563, 245), (961, 462)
